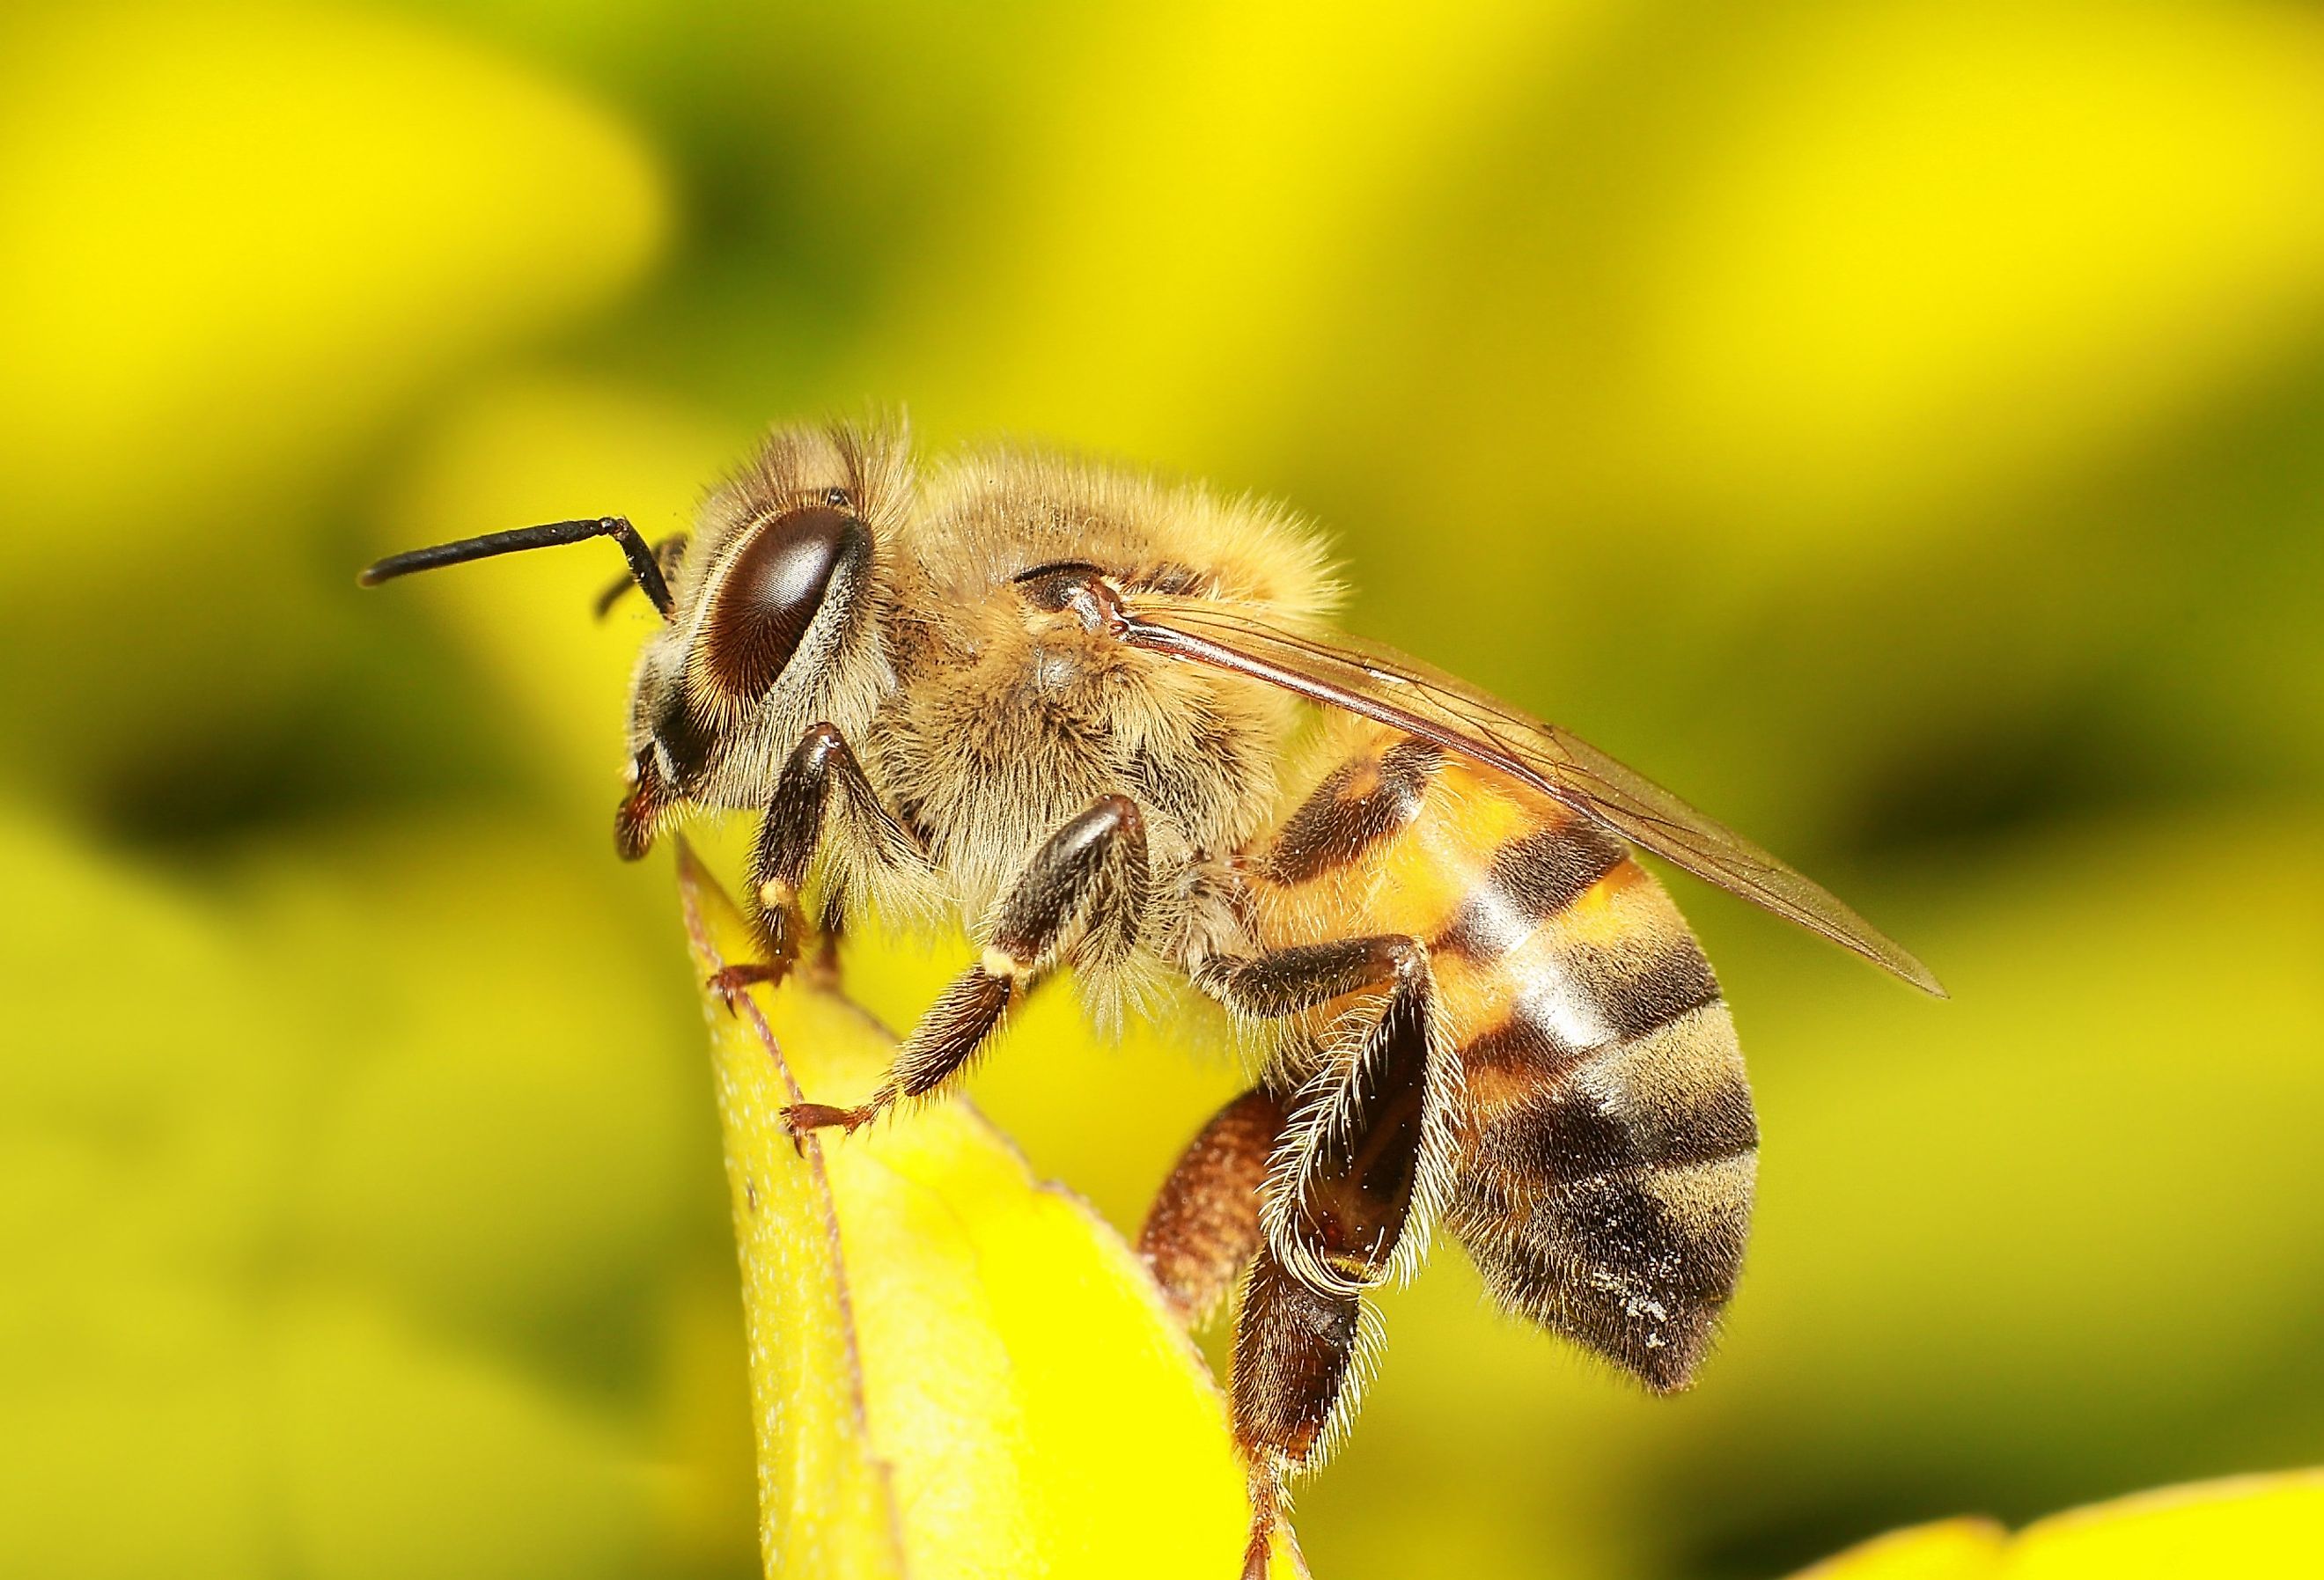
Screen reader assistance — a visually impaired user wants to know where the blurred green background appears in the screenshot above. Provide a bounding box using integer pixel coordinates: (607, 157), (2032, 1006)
(4, 1), (2321, 1576)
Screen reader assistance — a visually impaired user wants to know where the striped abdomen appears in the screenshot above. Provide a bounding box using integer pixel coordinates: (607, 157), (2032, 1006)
(1245, 717), (1757, 1389)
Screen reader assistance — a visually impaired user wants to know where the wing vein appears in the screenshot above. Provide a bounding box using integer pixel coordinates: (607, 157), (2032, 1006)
(1121, 597), (1943, 996)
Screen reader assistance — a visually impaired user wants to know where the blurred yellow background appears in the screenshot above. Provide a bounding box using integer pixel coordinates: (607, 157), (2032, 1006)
(4, 2), (2320, 1576)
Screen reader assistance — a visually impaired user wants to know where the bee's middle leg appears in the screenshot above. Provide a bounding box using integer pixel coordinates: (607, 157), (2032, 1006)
(781, 793), (1151, 1136)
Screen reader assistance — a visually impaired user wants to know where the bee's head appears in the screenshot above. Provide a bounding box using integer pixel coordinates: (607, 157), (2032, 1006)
(361, 418), (911, 860)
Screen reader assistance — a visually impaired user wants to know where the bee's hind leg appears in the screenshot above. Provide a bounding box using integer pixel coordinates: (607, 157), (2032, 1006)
(1233, 1251), (1349, 1577)
(1192, 934), (1449, 1564)
(781, 792), (1150, 1137)
(1195, 933), (1444, 1300)
(1138, 1086), (1291, 1325)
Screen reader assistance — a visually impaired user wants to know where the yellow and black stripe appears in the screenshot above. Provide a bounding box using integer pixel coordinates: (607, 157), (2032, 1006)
(1246, 715), (1757, 1390)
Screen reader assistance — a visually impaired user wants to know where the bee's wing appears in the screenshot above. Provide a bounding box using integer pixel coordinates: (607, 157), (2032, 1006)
(1121, 597), (1944, 996)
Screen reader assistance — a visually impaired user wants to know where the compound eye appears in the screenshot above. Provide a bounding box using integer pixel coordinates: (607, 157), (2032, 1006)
(701, 503), (869, 699)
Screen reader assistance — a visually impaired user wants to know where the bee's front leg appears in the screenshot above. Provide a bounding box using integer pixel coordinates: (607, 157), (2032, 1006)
(707, 723), (926, 1011)
(780, 793), (1149, 1136)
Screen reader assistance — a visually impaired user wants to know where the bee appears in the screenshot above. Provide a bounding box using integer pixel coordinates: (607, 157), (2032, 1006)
(363, 417), (1941, 1575)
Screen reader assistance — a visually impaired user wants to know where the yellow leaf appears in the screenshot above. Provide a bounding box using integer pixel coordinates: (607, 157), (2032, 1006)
(673, 843), (1303, 1579)
(1790, 1471), (2324, 1579)
(1791, 1518), (2007, 1580)
(2005, 1471), (2324, 1580)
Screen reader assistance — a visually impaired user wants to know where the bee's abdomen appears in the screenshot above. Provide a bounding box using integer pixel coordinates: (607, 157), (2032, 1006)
(1248, 720), (1757, 1390)
(1449, 985), (1754, 1390)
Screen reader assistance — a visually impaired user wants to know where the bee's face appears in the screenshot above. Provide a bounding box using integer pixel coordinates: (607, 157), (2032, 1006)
(616, 477), (891, 856)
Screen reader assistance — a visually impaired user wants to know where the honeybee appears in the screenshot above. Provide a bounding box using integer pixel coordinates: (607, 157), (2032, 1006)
(364, 418), (1940, 1575)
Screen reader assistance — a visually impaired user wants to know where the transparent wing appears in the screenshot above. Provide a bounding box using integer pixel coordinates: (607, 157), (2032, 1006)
(1120, 596), (1944, 996)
